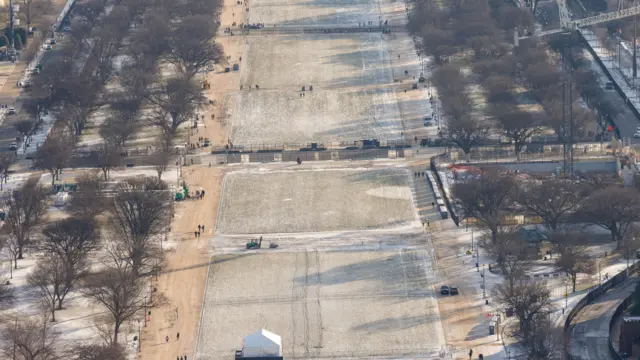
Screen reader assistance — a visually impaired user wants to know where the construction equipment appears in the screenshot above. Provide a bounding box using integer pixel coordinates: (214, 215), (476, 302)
(246, 240), (260, 249)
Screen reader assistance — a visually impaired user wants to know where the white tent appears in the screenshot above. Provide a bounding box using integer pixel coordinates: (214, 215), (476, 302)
(242, 329), (282, 357)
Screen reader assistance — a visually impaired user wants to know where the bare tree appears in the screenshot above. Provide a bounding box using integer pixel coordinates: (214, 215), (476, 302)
(166, 15), (224, 77)
(35, 133), (74, 187)
(38, 217), (99, 309)
(0, 153), (16, 190)
(4, 183), (49, 262)
(576, 186), (640, 246)
(14, 120), (37, 153)
(68, 343), (126, 360)
(95, 144), (122, 182)
(518, 179), (583, 231)
(21, 0), (35, 27)
(0, 316), (58, 360)
(553, 232), (595, 292)
(147, 74), (203, 138)
(432, 65), (489, 156)
(151, 149), (170, 180)
(69, 172), (106, 219)
(620, 225), (640, 272)
(491, 104), (543, 160)
(109, 177), (169, 274)
(27, 256), (67, 321)
(454, 169), (517, 247)
(40, 218), (100, 266)
(493, 278), (553, 351)
(100, 96), (141, 149)
(82, 260), (164, 344)
(481, 226), (528, 267)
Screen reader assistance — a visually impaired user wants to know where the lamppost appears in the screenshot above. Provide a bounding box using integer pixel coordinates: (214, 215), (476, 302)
(144, 296), (147, 327)
(476, 243), (480, 271)
(482, 264), (486, 298)
(137, 320), (141, 352)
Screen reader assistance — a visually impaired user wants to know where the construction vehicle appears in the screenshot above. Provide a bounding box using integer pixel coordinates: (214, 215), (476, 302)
(246, 237), (263, 249)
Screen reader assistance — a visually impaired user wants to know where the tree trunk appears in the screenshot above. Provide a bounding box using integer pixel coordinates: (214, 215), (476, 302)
(13, 255), (17, 269)
(50, 170), (56, 187)
(157, 170), (163, 180)
(572, 273), (577, 292)
(113, 321), (120, 344)
(50, 307), (56, 322)
(18, 246), (23, 259)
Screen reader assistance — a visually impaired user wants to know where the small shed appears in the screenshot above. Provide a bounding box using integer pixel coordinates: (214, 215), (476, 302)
(241, 329), (282, 358)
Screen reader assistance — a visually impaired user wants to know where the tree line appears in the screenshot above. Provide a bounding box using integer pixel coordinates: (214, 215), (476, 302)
(455, 169), (640, 358)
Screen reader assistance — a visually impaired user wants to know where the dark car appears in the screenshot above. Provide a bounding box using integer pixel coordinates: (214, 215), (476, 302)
(440, 285), (450, 295)
(450, 286), (459, 295)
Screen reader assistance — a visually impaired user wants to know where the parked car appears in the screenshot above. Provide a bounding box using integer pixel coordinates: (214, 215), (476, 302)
(8, 107), (15, 115)
(9, 142), (17, 150)
(634, 132), (640, 138)
(439, 285), (450, 295)
(449, 286), (459, 295)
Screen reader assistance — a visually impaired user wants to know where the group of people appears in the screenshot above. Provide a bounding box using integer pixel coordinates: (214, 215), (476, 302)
(194, 224), (206, 238)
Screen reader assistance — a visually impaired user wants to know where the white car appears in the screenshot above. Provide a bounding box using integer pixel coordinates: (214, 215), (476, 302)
(634, 132), (640, 138)
(9, 142), (17, 150)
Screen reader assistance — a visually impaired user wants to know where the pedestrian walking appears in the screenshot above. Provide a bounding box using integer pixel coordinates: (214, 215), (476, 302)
(427, 220), (430, 227)
(184, 355), (188, 360)
(177, 332), (180, 340)
(166, 335), (169, 343)
(194, 231), (198, 238)
(197, 231), (201, 238)
(178, 356), (181, 360)
(202, 190), (206, 198)
(431, 202), (435, 208)
(198, 225), (202, 232)
(469, 349), (473, 359)
(202, 225), (206, 232)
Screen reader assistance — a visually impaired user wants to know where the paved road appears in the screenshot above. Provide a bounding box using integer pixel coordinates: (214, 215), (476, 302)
(569, 277), (637, 360)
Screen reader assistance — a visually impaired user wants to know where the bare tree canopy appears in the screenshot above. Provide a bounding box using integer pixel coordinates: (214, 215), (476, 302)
(490, 103), (543, 159)
(552, 232), (595, 292)
(576, 186), (640, 245)
(95, 144), (122, 182)
(518, 179), (584, 231)
(69, 171), (107, 219)
(453, 169), (517, 245)
(28, 256), (67, 321)
(147, 74), (204, 138)
(39, 217), (100, 269)
(0, 317), (58, 360)
(493, 278), (554, 356)
(82, 261), (163, 344)
(481, 226), (528, 267)
(432, 65), (489, 154)
(35, 133), (74, 186)
(68, 343), (126, 360)
(4, 183), (49, 263)
(109, 177), (170, 273)
(167, 15), (224, 77)
(0, 153), (16, 190)
(150, 149), (171, 180)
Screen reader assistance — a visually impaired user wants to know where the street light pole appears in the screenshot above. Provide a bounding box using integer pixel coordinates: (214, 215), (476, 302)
(144, 296), (147, 327)
(476, 244), (480, 271)
(137, 320), (141, 352)
(482, 264), (486, 298)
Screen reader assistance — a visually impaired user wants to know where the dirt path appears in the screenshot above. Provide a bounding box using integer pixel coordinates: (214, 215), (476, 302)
(139, 167), (224, 360)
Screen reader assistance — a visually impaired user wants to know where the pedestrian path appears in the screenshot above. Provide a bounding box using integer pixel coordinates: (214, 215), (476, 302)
(409, 165), (440, 226)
